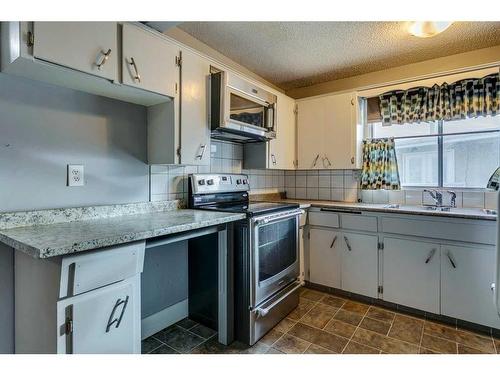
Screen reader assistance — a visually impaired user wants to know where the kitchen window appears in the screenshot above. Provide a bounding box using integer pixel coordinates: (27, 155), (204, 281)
(368, 115), (500, 188)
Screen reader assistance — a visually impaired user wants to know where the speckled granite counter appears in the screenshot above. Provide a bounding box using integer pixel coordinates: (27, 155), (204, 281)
(0, 201), (245, 258)
(250, 197), (497, 221)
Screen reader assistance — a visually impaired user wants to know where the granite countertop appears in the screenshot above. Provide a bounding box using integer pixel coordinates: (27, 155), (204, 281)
(251, 196), (496, 221)
(0, 202), (245, 259)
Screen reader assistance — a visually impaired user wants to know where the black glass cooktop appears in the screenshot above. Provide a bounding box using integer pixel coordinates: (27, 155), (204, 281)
(198, 201), (299, 217)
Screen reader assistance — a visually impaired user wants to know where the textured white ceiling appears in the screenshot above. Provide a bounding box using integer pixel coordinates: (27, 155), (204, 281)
(178, 22), (500, 90)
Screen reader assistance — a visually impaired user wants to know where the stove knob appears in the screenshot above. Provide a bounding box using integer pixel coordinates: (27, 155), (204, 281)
(243, 179), (248, 184)
(236, 179), (242, 185)
(207, 179), (214, 185)
(198, 179), (205, 186)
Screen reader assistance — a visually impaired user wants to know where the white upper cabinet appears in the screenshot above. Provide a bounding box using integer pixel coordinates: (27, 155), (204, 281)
(297, 96), (327, 169)
(269, 93), (297, 169)
(179, 48), (211, 166)
(32, 22), (118, 82)
(297, 92), (361, 170)
(122, 23), (179, 97)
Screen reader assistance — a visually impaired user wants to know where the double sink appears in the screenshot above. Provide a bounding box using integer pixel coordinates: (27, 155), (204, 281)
(384, 204), (497, 216)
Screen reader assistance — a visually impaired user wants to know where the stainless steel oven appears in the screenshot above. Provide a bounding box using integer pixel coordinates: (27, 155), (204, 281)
(251, 210), (301, 307)
(209, 71), (277, 143)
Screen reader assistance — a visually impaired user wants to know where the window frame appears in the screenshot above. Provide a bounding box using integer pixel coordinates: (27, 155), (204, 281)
(368, 119), (500, 189)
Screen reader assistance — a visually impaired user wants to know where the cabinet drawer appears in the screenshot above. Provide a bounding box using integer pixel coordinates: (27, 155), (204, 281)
(341, 214), (378, 232)
(299, 211), (308, 227)
(381, 217), (496, 245)
(308, 211), (339, 228)
(60, 241), (145, 298)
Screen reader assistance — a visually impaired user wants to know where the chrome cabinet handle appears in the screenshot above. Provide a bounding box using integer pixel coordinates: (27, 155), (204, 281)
(425, 248), (437, 264)
(271, 154), (277, 165)
(446, 251), (457, 269)
(196, 144), (207, 160)
(312, 154), (320, 167)
(330, 235), (338, 248)
(96, 48), (112, 70)
(106, 296), (129, 333)
(129, 57), (141, 82)
(344, 236), (352, 251)
(323, 156), (332, 168)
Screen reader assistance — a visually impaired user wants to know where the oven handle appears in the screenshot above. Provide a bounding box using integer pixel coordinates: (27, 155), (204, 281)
(254, 281), (304, 318)
(253, 209), (304, 226)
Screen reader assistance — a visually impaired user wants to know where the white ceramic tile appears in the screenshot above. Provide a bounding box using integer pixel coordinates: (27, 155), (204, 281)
(286, 187), (296, 199)
(372, 190), (389, 204)
(307, 187), (319, 200)
(150, 193), (169, 202)
(233, 144), (243, 160)
(344, 189), (358, 203)
(221, 158), (232, 172)
(462, 191), (485, 208)
(257, 175), (266, 189)
(150, 165), (169, 174)
(296, 170), (307, 175)
(331, 175), (344, 189)
(211, 141), (222, 158)
(405, 190), (422, 206)
(344, 173), (358, 190)
(265, 175), (273, 188)
(232, 160), (242, 173)
(285, 175), (295, 187)
(484, 191), (498, 209)
(272, 174), (280, 188)
(296, 175), (306, 188)
(307, 170), (319, 176)
(278, 175), (285, 188)
(318, 175), (330, 188)
(332, 170), (343, 175)
(198, 165), (210, 173)
(210, 158), (222, 173)
(285, 170), (295, 176)
(150, 174), (169, 195)
(318, 188), (331, 200)
(331, 188), (344, 201)
(222, 142), (233, 159)
(169, 175), (185, 194)
(168, 166), (184, 175)
(307, 175), (319, 188)
(360, 190), (373, 203)
(388, 190), (405, 205)
(296, 188), (307, 199)
(318, 170), (331, 176)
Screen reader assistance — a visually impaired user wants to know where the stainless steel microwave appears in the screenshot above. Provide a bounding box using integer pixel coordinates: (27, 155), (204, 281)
(209, 71), (277, 143)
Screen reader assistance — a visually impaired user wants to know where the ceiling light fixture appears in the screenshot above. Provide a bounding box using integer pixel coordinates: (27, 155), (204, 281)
(409, 21), (453, 38)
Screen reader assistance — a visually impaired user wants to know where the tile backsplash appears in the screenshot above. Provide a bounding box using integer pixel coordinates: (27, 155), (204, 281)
(149, 140), (286, 204)
(149, 140), (497, 210)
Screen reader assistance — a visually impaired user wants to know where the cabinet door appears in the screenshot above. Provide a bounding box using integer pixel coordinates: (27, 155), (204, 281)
(297, 97), (327, 169)
(269, 94), (296, 169)
(383, 237), (440, 313)
(441, 244), (500, 329)
(308, 228), (342, 288)
(122, 23), (179, 97)
(57, 276), (141, 354)
(33, 22), (118, 81)
(323, 92), (357, 169)
(341, 232), (378, 298)
(179, 48), (211, 165)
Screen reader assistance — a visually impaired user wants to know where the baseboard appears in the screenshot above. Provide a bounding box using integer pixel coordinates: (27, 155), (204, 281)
(141, 299), (188, 340)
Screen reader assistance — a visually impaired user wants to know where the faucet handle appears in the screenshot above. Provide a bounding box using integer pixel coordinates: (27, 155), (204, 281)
(447, 190), (457, 207)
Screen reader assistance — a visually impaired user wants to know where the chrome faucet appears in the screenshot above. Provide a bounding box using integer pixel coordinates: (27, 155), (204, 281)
(424, 189), (443, 207)
(447, 190), (457, 208)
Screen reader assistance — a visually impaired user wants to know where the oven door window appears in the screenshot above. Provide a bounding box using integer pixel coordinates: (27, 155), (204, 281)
(230, 92), (268, 128)
(257, 217), (297, 283)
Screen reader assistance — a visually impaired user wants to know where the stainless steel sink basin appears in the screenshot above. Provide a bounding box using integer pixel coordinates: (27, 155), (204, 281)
(423, 206), (452, 212)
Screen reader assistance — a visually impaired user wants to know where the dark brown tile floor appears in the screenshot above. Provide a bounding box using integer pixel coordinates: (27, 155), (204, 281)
(142, 287), (500, 354)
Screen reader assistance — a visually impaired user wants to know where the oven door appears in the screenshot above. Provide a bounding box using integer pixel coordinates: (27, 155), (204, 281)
(251, 209), (302, 307)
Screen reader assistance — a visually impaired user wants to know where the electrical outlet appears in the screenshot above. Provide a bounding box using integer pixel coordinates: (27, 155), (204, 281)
(67, 164), (84, 187)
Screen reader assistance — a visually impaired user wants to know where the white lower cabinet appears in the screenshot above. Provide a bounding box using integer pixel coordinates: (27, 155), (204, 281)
(382, 237), (440, 314)
(441, 244), (500, 329)
(308, 228), (342, 289)
(57, 276), (141, 354)
(341, 232), (378, 298)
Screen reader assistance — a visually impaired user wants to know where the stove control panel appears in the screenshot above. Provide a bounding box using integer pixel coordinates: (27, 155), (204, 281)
(190, 173), (250, 194)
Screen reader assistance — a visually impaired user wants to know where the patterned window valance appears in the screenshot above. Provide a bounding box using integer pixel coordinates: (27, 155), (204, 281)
(379, 73), (500, 126)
